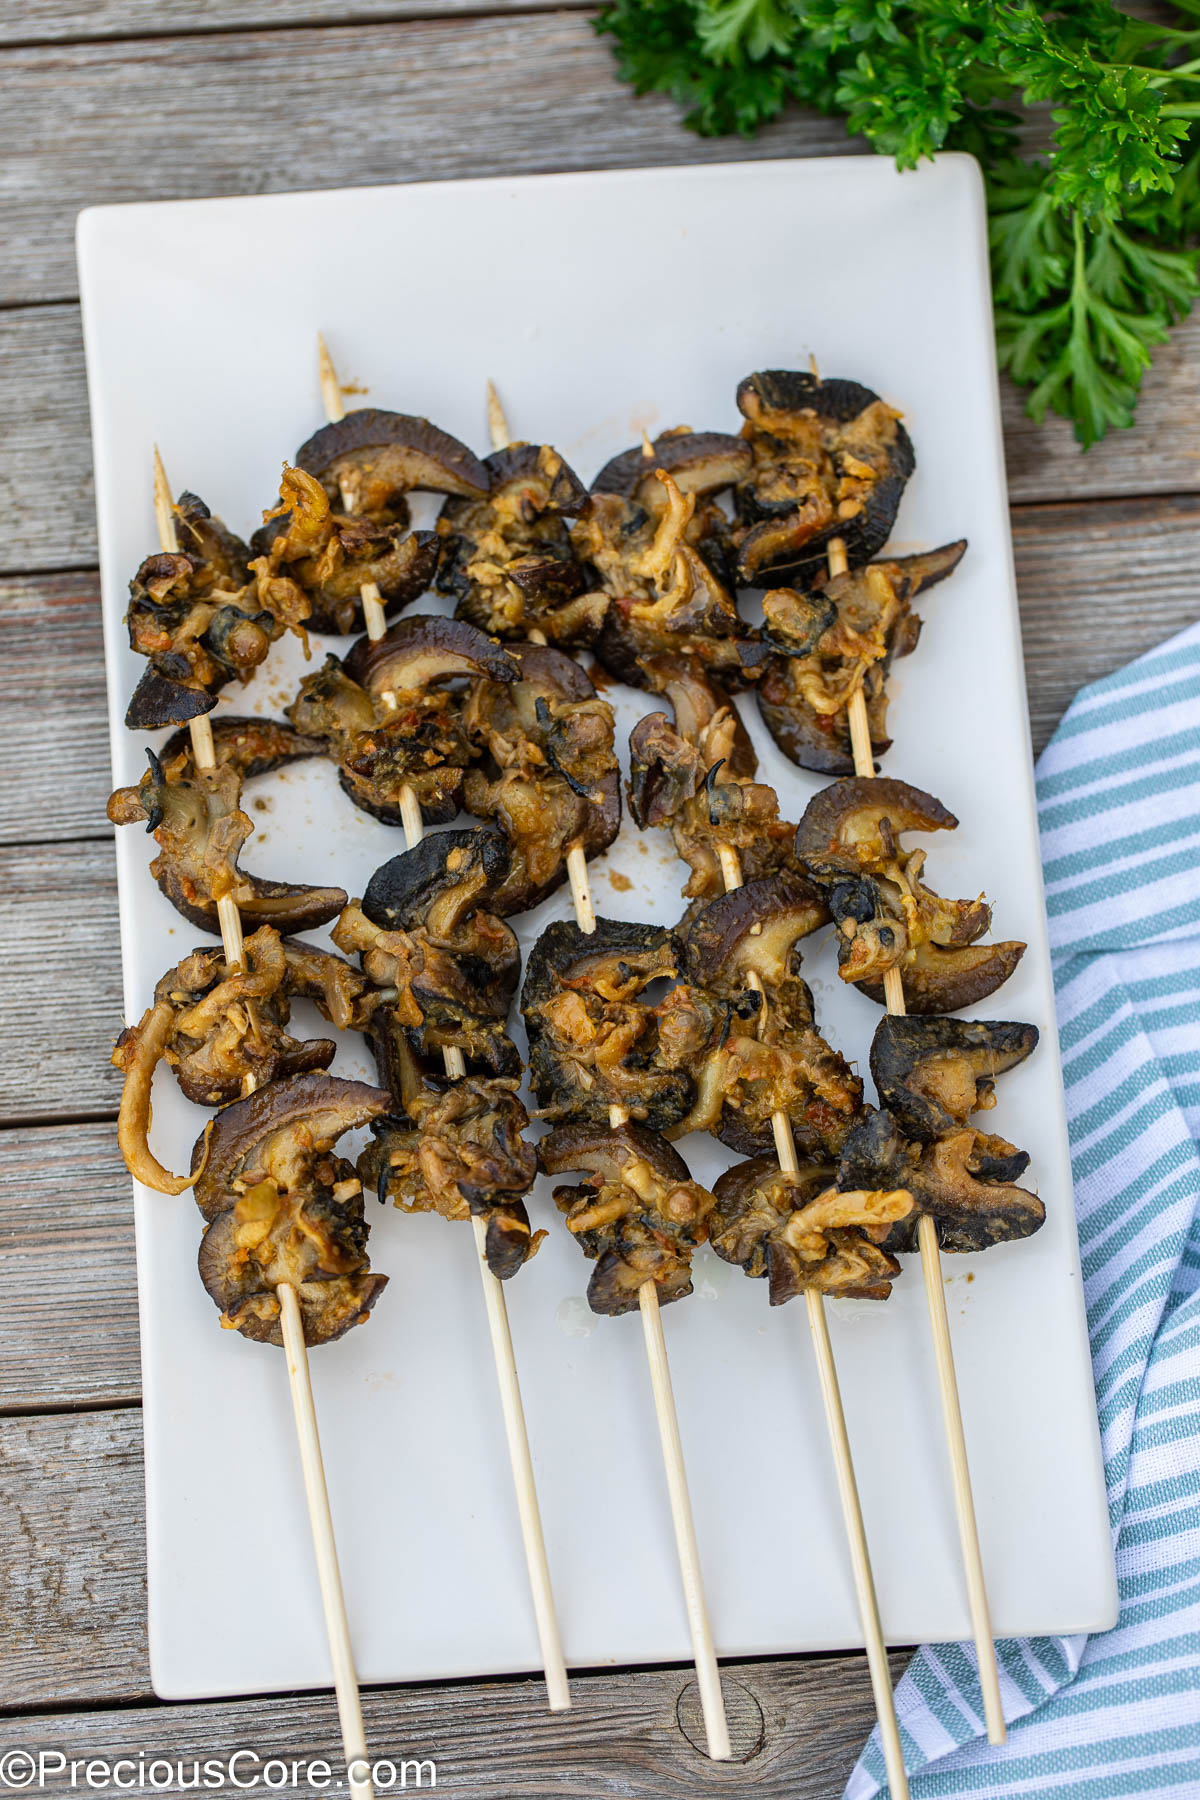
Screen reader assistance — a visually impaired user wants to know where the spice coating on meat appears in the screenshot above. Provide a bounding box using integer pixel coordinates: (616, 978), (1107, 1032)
(538, 1121), (715, 1316)
(521, 918), (692, 1131)
(757, 541), (966, 774)
(732, 371), (915, 589)
(360, 1077), (544, 1281)
(709, 1155), (912, 1303)
(192, 1073), (390, 1347)
(462, 642), (621, 914)
(794, 777), (1025, 1012)
(438, 443), (591, 640)
(107, 748), (346, 937)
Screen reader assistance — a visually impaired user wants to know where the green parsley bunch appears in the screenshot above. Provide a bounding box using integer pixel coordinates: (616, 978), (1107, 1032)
(596, 1), (1200, 444)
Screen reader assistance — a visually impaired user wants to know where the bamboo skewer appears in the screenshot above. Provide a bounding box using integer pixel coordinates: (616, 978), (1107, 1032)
(153, 448), (376, 1800)
(836, 533), (1006, 1746)
(716, 844), (909, 1800)
(486, 378), (730, 1760)
(316, 345), (570, 1715)
(484, 380), (594, 929)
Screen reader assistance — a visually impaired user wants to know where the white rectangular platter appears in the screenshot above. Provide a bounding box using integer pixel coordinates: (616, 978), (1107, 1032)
(77, 155), (1117, 1702)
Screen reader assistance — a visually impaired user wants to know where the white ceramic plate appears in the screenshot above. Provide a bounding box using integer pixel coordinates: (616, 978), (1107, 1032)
(77, 156), (1116, 1702)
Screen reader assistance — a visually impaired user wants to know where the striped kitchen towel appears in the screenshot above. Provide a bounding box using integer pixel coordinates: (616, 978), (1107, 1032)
(847, 618), (1200, 1799)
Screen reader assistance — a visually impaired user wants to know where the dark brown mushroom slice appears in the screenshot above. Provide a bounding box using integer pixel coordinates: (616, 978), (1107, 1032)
(107, 750), (347, 937)
(521, 918), (692, 1132)
(838, 1106), (1044, 1254)
(538, 1120), (714, 1316)
(756, 541), (967, 774)
(359, 1075), (543, 1280)
(591, 430), (752, 505)
(112, 928), (360, 1143)
(870, 1017), (1039, 1141)
(173, 491), (252, 587)
(160, 715), (326, 783)
(856, 939), (1027, 1014)
(461, 641), (621, 915)
(684, 872), (830, 997)
(709, 1154), (910, 1302)
(295, 408), (491, 517)
(191, 1070), (390, 1219)
(344, 613), (517, 696)
(733, 370), (915, 589)
(438, 443), (591, 636)
(343, 832), (523, 1078)
(125, 665), (218, 731)
(793, 777), (958, 874)
(192, 1071), (390, 1348)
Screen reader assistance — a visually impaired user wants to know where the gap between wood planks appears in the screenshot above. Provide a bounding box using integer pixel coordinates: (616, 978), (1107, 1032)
(0, 2), (598, 57)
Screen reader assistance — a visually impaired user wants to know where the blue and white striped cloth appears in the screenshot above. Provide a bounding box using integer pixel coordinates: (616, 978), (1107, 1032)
(847, 619), (1200, 1799)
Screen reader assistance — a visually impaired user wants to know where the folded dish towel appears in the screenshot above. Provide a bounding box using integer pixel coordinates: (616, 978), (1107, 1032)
(847, 619), (1200, 1799)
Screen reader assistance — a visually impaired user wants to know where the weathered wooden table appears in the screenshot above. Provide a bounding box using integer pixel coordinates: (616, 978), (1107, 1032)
(1, 7), (1196, 1795)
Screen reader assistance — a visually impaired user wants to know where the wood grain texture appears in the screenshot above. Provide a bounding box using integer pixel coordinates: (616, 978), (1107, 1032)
(5, 302), (1200, 579)
(0, 1122), (140, 1407)
(1, 14), (862, 307)
(1013, 494), (1200, 745)
(0, 571), (110, 842)
(2, 0), (592, 46)
(0, 839), (123, 1123)
(0, 1405), (907, 1787)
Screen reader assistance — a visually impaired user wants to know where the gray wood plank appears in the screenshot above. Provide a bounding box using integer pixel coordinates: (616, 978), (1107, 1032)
(1013, 493), (1200, 750)
(0, 839), (123, 1123)
(4, 0), (591, 45)
(6, 302), (1200, 580)
(0, 1122), (140, 1407)
(0, 570), (110, 842)
(0, 1654), (907, 1797)
(0, 1405), (904, 1793)
(1, 15), (861, 308)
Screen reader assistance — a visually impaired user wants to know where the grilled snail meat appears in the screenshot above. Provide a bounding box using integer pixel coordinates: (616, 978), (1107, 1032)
(709, 1156), (912, 1303)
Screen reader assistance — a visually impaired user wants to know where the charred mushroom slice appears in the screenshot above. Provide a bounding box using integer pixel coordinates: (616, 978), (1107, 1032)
(709, 1155), (912, 1303)
(192, 1072), (390, 1346)
(794, 777), (1025, 1012)
(160, 715), (326, 783)
(107, 749), (347, 937)
(112, 928), (370, 1175)
(733, 371), (915, 589)
(295, 408), (491, 520)
(462, 642), (621, 914)
(757, 541), (967, 774)
(289, 616), (517, 826)
(573, 468), (764, 685)
(438, 443), (591, 638)
(664, 880), (861, 1157)
(591, 429), (752, 508)
(251, 465), (440, 636)
(359, 1077), (545, 1281)
(521, 918), (691, 1131)
(838, 1106), (1044, 1255)
(628, 661), (794, 903)
(869, 1017), (1038, 1144)
(124, 492), (277, 729)
(539, 1121), (715, 1316)
(334, 830), (523, 1080)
